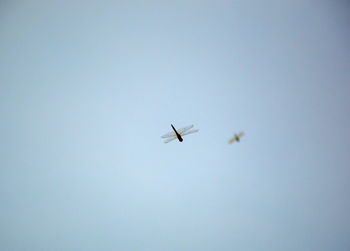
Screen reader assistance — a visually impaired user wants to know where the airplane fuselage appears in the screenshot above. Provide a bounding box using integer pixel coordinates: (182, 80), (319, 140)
(171, 124), (183, 142)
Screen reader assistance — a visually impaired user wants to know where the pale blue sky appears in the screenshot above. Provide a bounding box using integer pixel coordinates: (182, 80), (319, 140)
(1, 1), (350, 250)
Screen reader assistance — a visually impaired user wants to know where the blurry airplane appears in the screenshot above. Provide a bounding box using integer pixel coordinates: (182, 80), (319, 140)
(161, 124), (198, 143)
(228, 131), (245, 144)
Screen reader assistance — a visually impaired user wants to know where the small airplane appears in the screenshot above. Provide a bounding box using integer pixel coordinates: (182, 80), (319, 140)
(161, 124), (199, 143)
(228, 131), (245, 144)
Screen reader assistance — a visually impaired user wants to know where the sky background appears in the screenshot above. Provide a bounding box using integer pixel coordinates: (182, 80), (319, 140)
(1, 1), (350, 250)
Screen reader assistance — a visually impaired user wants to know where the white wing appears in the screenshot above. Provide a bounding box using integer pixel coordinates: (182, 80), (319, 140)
(176, 125), (193, 134)
(237, 131), (245, 137)
(164, 136), (178, 143)
(228, 137), (237, 144)
(161, 131), (176, 138)
(181, 129), (199, 136)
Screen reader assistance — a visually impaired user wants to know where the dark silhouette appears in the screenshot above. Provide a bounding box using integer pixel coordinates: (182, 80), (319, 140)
(171, 124), (183, 142)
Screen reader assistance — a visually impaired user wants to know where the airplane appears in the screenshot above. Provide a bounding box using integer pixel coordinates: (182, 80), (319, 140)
(161, 124), (199, 143)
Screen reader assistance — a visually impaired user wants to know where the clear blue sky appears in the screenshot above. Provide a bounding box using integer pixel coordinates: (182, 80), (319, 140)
(1, 1), (350, 250)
